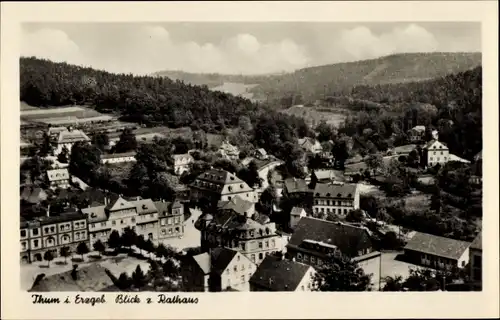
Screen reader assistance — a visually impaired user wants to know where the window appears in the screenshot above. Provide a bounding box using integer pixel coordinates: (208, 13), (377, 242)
(440, 151), (443, 155)
(226, 269), (230, 274)
(101, 222), (106, 227)
(149, 214), (154, 218)
(167, 218), (173, 224)
(161, 229), (166, 235)
(258, 253), (263, 260)
(301, 285), (305, 291)
(74, 222), (79, 228)
(21, 242), (27, 250)
(241, 243), (246, 251)
(433, 151), (436, 155)
(430, 157), (433, 161)
(251, 254), (255, 262)
(91, 223), (95, 229)
(241, 275), (245, 283)
(44, 227), (49, 234)
(175, 227), (180, 233)
(92, 234), (96, 238)
(112, 221), (116, 226)
(437, 157), (440, 161)
(33, 229), (39, 236)
(317, 258), (322, 266)
(311, 256), (316, 263)
(237, 255), (240, 261)
(258, 242), (263, 249)
(265, 240), (269, 248)
(241, 264), (245, 271)
(271, 239), (276, 248)
(131, 217), (135, 223)
(168, 228), (172, 234)
(50, 226), (55, 232)
(21, 230), (26, 237)
(120, 220), (124, 224)
(297, 253), (303, 260)
(233, 265), (238, 272)
(160, 220), (166, 226)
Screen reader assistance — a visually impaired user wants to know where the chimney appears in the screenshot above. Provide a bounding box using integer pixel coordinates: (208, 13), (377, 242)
(104, 197), (108, 205)
(46, 204), (51, 217)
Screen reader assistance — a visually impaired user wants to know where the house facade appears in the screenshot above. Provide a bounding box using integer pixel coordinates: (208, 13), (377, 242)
(20, 212), (89, 264)
(286, 217), (377, 268)
(289, 207), (307, 230)
(403, 232), (471, 270)
(82, 195), (161, 246)
(219, 141), (240, 160)
(422, 140), (450, 167)
(249, 255), (316, 291)
(46, 168), (71, 190)
(189, 169), (257, 208)
(195, 196), (282, 266)
(54, 127), (91, 155)
(155, 200), (185, 241)
(172, 154), (194, 176)
(298, 137), (323, 154)
(182, 247), (257, 292)
(408, 125), (426, 142)
(312, 183), (359, 219)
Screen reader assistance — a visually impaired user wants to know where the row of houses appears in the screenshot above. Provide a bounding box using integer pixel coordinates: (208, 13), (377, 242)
(20, 195), (185, 263)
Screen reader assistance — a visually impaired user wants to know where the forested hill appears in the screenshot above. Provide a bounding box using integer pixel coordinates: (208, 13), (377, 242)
(20, 57), (266, 130)
(154, 52), (481, 104)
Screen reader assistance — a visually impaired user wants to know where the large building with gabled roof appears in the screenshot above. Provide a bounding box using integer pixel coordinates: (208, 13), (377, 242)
(422, 139), (450, 167)
(54, 127), (90, 156)
(312, 182), (359, 219)
(189, 169), (257, 208)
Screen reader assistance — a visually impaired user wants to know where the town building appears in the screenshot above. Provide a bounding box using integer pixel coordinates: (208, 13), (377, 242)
(289, 207), (307, 230)
(20, 212), (89, 264)
(155, 200), (185, 242)
(101, 151), (137, 165)
(189, 169), (257, 208)
(82, 195), (161, 247)
(297, 137), (323, 154)
(46, 168), (71, 190)
(48, 126), (69, 139)
(195, 196), (282, 266)
(469, 232), (482, 290)
(422, 139), (450, 168)
(54, 127), (91, 156)
(312, 182), (359, 219)
(172, 153), (194, 175)
(287, 217), (377, 265)
(219, 140), (240, 160)
(403, 232), (471, 270)
(283, 178), (312, 199)
(249, 255), (316, 291)
(311, 169), (342, 184)
(408, 125), (426, 142)
(181, 247), (257, 292)
(29, 264), (117, 292)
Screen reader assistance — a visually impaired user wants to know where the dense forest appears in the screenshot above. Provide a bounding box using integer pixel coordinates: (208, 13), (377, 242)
(20, 57), (269, 132)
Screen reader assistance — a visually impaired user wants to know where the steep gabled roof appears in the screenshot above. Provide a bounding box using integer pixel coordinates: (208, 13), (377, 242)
(287, 217), (373, 257)
(423, 139), (448, 150)
(57, 129), (90, 144)
(313, 183), (357, 198)
(192, 253), (211, 275)
(219, 195), (255, 216)
(106, 195), (135, 211)
(404, 232), (471, 260)
(210, 247), (239, 275)
(283, 178), (311, 194)
(196, 169), (244, 185)
(249, 255), (312, 291)
(470, 232), (482, 250)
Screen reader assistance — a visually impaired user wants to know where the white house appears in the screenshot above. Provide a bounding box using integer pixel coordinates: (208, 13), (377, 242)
(46, 168), (70, 190)
(422, 139), (449, 167)
(101, 152), (137, 165)
(173, 154), (194, 175)
(289, 207), (307, 229)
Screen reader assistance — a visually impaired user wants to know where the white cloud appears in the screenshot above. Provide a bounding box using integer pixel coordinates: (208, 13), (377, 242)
(21, 25), (310, 75)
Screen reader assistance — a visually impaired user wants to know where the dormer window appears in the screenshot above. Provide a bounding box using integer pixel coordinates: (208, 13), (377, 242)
(337, 193), (342, 197)
(230, 176), (235, 181)
(326, 193), (330, 197)
(240, 184), (244, 189)
(228, 186), (233, 192)
(315, 193), (320, 197)
(348, 193), (352, 198)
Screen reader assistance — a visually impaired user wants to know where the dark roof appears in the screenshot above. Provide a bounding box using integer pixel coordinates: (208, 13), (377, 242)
(30, 264), (115, 292)
(313, 183), (357, 198)
(197, 169), (244, 185)
(404, 232), (471, 260)
(219, 195), (254, 216)
(249, 256), (312, 291)
(31, 212), (87, 226)
(470, 232), (482, 250)
(287, 217), (373, 257)
(210, 247), (239, 275)
(154, 200), (183, 218)
(283, 178), (311, 194)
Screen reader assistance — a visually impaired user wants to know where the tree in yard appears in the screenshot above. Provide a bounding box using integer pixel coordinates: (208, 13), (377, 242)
(93, 239), (106, 258)
(57, 146), (69, 163)
(257, 185), (277, 216)
(144, 238), (156, 259)
(76, 242), (90, 260)
(382, 275), (405, 291)
(430, 184), (443, 215)
(116, 272), (132, 291)
(360, 195), (380, 221)
(59, 246), (71, 264)
(155, 243), (168, 260)
(69, 142), (101, 183)
(43, 250), (54, 267)
(91, 132), (110, 151)
(132, 264), (147, 289)
(136, 236), (147, 256)
(345, 209), (365, 223)
(313, 252), (372, 291)
(121, 227), (138, 252)
(38, 132), (53, 157)
(108, 230), (122, 252)
(365, 154), (384, 176)
(114, 128), (137, 153)
(163, 258), (180, 279)
(402, 268), (441, 291)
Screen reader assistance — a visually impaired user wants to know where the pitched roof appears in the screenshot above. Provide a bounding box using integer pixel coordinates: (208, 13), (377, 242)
(47, 168), (70, 182)
(33, 212), (87, 226)
(173, 153), (194, 162)
(249, 255), (312, 291)
(313, 183), (357, 198)
(403, 232), (471, 260)
(256, 148), (267, 156)
(29, 264), (115, 292)
(283, 178), (311, 194)
(287, 217), (373, 257)
(196, 169), (244, 185)
(470, 232), (482, 250)
(411, 125), (426, 132)
(81, 205), (107, 223)
(192, 253), (211, 274)
(219, 195), (255, 216)
(106, 195), (135, 211)
(313, 170), (341, 181)
(210, 247), (239, 275)
(134, 198), (158, 215)
(423, 139), (448, 150)
(57, 128), (90, 144)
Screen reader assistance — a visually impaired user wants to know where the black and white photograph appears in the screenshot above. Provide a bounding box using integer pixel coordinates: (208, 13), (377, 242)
(16, 20), (485, 294)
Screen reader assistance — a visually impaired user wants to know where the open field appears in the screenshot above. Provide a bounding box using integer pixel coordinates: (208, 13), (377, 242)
(280, 105), (347, 128)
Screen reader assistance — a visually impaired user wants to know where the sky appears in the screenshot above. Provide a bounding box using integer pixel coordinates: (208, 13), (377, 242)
(21, 22), (481, 75)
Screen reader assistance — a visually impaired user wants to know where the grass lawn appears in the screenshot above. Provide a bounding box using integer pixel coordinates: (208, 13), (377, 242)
(105, 162), (134, 182)
(21, 106), (105, 121)
(403, 192), (431, 211)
